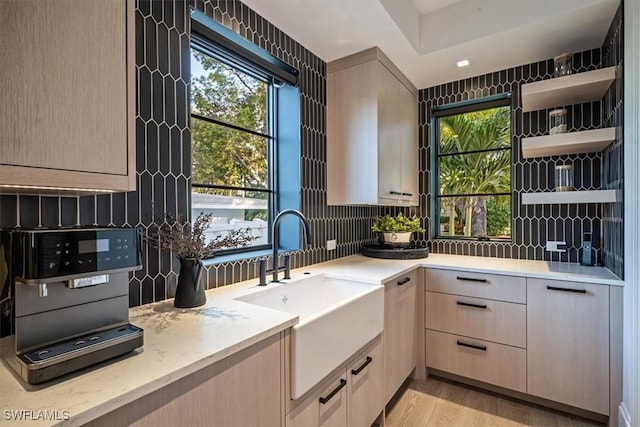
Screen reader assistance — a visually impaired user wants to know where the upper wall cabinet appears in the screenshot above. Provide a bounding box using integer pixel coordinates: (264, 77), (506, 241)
(327, 47), (418, 206)
(0, 0), (136, 194)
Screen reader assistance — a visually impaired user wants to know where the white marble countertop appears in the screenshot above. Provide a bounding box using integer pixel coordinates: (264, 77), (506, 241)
(0, 286), (299, 427)
(0, 252), (623, 426)
(304, 253), (624, 286)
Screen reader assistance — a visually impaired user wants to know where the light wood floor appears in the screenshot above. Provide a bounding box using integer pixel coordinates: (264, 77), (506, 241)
(385, 378), (604, 427)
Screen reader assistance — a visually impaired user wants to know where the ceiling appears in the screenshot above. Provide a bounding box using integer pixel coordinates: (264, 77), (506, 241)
(240, 0), (620, 89)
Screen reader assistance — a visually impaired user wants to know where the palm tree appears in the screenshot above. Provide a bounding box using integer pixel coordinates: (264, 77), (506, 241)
(438, 107), (510, 237)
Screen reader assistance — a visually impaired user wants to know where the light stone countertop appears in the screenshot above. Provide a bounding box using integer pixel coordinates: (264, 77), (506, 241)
(0, 252), (623, 426)
(304, 253), (624, 286)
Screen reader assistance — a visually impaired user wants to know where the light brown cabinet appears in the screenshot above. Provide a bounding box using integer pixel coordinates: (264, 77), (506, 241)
(0, 0), (136, 194)
(347, 337), (384, 426)
(424, 269), (527, 393)
(384, 270), (418, 403)
(327, 47), (418, 206)
(527, 279), (610, 415)
(86, 333), (283, 427)
(287, 336), (384, 427)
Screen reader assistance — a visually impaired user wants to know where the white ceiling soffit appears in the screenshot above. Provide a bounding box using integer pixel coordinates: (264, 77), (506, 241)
(241, 0), (620, 89)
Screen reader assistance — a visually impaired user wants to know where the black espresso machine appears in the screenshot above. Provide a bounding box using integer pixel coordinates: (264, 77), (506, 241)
(0, 227), (144, 385)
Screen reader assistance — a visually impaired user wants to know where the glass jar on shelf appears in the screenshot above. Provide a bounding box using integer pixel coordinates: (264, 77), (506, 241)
(549, 109), (567, 135)
(554, 52), (572, 77)
(555, 164), (574, 192)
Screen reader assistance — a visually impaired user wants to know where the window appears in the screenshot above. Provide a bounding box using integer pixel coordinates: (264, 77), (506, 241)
(433, 96), (512, 240)
(189, 11), (300, 256)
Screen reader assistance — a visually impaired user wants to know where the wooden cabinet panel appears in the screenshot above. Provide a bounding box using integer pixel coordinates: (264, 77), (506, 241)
(0, 0), (135, 193)
(87, 333), (283, 427)
(377, 63), (404, 203)
(527, 279), (609, 414)
(327, 47), (418, 206)
(425, 291), (526, 348)
(347, 337), (384, 427)
(425, 268), (526, 303)
(287, 373), (348, 427)
(426, 329), (526, 393)
(384, 270), (418, 403)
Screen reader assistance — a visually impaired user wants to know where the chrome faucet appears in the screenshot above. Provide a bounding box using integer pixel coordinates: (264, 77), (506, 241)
(258, 209), (312, 285)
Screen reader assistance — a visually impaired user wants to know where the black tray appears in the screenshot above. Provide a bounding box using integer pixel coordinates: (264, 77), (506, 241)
(361, 244), (429, 260)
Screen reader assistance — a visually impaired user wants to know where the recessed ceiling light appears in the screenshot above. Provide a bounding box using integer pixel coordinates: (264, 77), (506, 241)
(457, 59), (470, 68)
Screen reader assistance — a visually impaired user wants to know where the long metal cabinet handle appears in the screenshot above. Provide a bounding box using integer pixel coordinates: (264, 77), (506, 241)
(456, 276), (487, 283)
(397, 277), (411, 286)
(456, 301), (487, 309)
(319, 379), (347, 404)
(547, 285), (587, 294)
(351, 356), (373, 376)
(456, 341), (487, 351)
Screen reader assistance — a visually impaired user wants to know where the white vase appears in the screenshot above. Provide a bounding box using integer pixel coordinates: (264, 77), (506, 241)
(381, 232), (413, 246)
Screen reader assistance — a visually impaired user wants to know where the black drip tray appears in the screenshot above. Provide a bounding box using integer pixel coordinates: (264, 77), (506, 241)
(361, 244), (429, 259)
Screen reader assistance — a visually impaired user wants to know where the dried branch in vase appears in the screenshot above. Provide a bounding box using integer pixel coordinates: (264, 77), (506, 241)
(145, 213), (257, 260)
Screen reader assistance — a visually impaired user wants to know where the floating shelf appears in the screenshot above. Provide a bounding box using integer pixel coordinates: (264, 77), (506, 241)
(522, 127), (616, 159)
(521, 66), (616, 112)
(522, 190), (618, 205)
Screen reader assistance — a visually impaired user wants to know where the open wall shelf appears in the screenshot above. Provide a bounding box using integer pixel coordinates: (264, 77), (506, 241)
(521, 66), (616, 112)
(522, 190), (618, 205)
(522, 127), (616, 158)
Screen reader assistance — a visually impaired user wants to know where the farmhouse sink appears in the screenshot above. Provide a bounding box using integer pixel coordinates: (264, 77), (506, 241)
(236, 273), (383, 399)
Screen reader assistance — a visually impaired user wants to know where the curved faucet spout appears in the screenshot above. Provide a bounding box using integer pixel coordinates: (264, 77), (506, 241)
(271, 209), (312, 283)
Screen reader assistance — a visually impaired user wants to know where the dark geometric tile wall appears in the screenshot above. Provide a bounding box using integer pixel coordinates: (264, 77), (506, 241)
(601, 3), (624, 278)
(0, 0), (625, 312)
(418, 39), (622, 267)
(0, 0), (388, 308)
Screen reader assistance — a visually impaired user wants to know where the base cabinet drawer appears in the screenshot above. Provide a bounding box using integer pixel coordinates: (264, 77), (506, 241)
(425, 269), (526, 303)
(425, 291), (526, 348)
(426, 329), (526, 393)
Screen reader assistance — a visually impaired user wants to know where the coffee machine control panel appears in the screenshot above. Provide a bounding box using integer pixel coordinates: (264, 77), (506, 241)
(12, 228), (142, 280)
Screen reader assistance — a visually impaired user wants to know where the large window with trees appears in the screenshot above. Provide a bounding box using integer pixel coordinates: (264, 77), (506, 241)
(190, 47), (272, 251)
(433, 96), (512, 240)
(189, 11), (300, 257)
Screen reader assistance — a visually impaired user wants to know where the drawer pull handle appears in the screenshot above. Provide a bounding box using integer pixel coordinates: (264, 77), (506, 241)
(351, 356), (373, 376)
(390, 191), (403, 195)
(401, 192), (413, 197)
(456, 301), (487, 309)
(397, 277), (411, 286)
(456, 341), (487, 351)
(319, 379), (347, 404)
(547, 286), (587, 294)
(456, 276), (487, 283)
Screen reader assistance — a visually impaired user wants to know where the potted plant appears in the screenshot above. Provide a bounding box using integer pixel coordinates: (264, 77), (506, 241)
(146, 213), (256, 308)
(372, 213), (425, 246)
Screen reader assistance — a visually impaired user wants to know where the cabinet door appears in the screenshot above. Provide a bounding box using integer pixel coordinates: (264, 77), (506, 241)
(377, 63), (404, 203)
(384, 270), (418, 403)
(287, 374), (348, 427)
(398, 79), (418, 206)
(347, 337), (384, 427)
(0, 0), (135, 192)
(527, 279), (609, 414)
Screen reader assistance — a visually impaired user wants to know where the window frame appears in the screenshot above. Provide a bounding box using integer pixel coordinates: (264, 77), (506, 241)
(430, 94), (514, 241)
(189, 11), (298, 258)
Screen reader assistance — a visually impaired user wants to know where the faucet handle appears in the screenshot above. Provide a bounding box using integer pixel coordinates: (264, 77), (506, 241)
(258, 259), (268, 286)
(283, 255), (291, 280)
